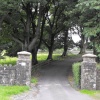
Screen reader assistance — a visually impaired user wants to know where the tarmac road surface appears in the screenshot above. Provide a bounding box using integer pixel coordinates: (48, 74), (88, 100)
(34, 57), (93, 100)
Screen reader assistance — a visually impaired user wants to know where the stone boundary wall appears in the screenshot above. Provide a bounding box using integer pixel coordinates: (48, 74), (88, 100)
(0, 65), (16, 85)
(96, 69), (100, 90)
(0, 51), (31, 86)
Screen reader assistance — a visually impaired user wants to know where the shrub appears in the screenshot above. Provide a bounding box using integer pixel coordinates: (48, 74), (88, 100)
(97, 63), (100, 69)
(72, 62), (81, 88)
(31, 77), (38, 85)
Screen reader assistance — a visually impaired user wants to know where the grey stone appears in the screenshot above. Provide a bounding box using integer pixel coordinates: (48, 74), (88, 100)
(81, 62), (96, 90)
(0, 51), (32, 86)
(82, 54), (97, 63)
(81, 54), (97, 90)
(0, 66), (16, 85)
(16, 51), (31, 86)
(96, 69), (100, 90)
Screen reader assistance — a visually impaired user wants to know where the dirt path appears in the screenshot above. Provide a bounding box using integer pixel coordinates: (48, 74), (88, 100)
(12, 57), (94, 100)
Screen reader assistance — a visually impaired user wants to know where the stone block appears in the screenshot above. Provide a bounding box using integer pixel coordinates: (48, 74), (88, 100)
(81, 54), (97, 90)
(96, 69), (100, 90)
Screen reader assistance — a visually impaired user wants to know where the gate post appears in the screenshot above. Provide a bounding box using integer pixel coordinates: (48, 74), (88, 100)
(81, 54), (97, 90)
(16, 51), (31, 86)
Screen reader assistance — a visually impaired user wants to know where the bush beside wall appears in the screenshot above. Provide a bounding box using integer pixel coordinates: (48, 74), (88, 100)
(72, 62), (81, 88)
(72, 62), (100, 90)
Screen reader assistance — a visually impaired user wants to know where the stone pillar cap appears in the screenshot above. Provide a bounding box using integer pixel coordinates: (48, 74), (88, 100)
(17, 51), (31, 55)
(82, 54), (97, 58)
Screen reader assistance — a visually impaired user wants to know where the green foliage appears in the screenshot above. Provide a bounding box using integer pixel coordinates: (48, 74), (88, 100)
(0, 56), (17, 65)
(76, 0), (100, 35)
(76, 0), (100, 11)
(97, 63), (100, 69)
(76, 0), (100, 59)
(0, 0), (78, 60)
(93, 42), (100, 60)
(80, 90), (100, 96)
(80, 90), (100, 100)
(1, 50), (6, 56)
(83, 25), (100, 37)
(72, 62), (81, 87)
(53, 49), (63, 54)
(37, 54), (48, 62)
(52, 54), (61, 60)
(37, 53), (61, 61)
(0, 53), (61, 65)
(72, 62), (100, 89)
(67, 53), (77, 57)
(0, 85), (29, 100)
(31, 77), (38, 85)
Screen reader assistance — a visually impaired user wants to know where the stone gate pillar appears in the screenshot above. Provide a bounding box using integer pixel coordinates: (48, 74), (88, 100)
(81, 54), (97, 90)
(16, 51), (31, 86)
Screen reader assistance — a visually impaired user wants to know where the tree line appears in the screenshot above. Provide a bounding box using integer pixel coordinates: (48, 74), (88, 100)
(0, 0), (100, 65)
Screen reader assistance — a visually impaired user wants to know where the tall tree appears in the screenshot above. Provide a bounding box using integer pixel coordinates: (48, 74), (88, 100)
(42, 0), (67, 60)
(0, 0), (48, 65)
(76, 0), (100, 58)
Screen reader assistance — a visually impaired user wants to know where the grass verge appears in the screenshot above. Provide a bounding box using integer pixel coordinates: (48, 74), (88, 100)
(0, 77), (38, 100)
(80, 90), (100, 100)
(80, 90), (98, 96)
(0, 85), (29, 100)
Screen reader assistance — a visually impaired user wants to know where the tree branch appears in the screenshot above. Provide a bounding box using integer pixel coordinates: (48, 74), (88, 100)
(42, 39), (50, 48)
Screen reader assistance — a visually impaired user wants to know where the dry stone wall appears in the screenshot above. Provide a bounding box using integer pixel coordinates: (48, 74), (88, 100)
(0, 65), (16, 85)
(0, 51), (31, 86)
(96, 69), (100, 90)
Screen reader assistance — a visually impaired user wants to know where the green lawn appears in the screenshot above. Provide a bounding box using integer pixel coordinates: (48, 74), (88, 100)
(0, 77), (39, 100)
(0, 86), (29, 100)
(80, 90), (98, 96)
(80, 90), (100, 100)
(0, 53), (61, 65)
(0, 56), (17, 65)
(37, 53), (61, 61)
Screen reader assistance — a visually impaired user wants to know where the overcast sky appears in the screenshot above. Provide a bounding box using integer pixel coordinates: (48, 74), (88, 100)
(72, 34), (81, 43)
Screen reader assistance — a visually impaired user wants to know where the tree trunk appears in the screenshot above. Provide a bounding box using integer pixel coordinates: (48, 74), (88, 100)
(93, 42), (99, 62)
(28, 5), (42, 51)
(31, 48), (38, 66)
(93, 42), (97, 54)
(47, 47), (53, 60)
(31, 15), (46, 65)
(80, 37), (88, 54)
(47, 35), (55, 60)
(79, 34), (86, 54)
(62, 46), (68, 56)
(62, 29), (69, 57)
